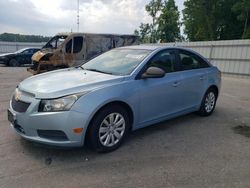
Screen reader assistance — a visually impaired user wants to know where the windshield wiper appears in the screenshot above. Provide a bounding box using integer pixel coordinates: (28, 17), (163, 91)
(75, 66), (84, 70)
(84, 68), (113, 75)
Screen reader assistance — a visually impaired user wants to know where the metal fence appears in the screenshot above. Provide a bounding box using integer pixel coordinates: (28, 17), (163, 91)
(162, 39), (250, 76)
(0, 41), (45, 54)
(1, 39), (250, 75)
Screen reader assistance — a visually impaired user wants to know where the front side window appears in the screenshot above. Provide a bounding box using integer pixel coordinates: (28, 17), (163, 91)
(43, 35), (67, 49)
(147, 50), (176, 73)
(82, 49), (152, 75)
(178, 50), (209, 70)
(22, 50), (30, 54)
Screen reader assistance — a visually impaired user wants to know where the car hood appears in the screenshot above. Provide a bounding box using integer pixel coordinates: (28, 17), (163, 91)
(0, 53), (14, 57)
(31, 50), (48, 61)
(18, 68), (125, 99)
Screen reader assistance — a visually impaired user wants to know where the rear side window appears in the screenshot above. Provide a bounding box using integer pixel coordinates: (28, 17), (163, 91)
(73, 37), (83, 53)
(178, 50), (209, 70)
(147, 50), (176, 73)
(22, 49), (32, 54)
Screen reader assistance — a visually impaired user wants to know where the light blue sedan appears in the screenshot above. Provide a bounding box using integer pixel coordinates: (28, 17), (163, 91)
(8, 45), (221, 152)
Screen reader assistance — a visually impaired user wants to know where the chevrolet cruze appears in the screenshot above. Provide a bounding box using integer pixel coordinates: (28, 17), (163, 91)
(8, 45), (221, 152)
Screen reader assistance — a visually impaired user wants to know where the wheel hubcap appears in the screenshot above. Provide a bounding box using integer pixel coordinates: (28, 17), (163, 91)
(205, 92), (215, 113)
(99, 113), (125, 147)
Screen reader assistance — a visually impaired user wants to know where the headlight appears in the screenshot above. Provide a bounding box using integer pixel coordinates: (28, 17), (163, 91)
(38, 94), (82, 112)
(40, 53), (53, 61)
(0, 56), (7, 60)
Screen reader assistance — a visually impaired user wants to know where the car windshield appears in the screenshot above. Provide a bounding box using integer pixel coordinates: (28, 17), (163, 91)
(82, 49), (152, 75)
(43, 35), (67, 49)
(15, 48), (26, 53)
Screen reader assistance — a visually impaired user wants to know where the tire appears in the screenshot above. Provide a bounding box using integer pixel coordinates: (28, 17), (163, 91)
(9, 59), (20, 67)
(198, 88), (218, 116)
(87, 105), (130, 152)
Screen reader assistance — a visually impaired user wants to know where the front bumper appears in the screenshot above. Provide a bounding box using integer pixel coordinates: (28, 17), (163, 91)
(8, 96), (89, 147)
(0, 57), (7, 64)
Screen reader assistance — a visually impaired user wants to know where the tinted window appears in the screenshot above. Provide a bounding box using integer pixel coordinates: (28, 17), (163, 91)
(73, 37), (83, 53)
(178, 50), (209, 70)
(22, 49), (32, 54)
(147, 50), (176, 73)
(33, 49), (40, 53)
(66, 39), (72, 53)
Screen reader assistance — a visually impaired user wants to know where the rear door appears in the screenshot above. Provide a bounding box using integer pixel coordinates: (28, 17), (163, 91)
(177, 49), (210, 109)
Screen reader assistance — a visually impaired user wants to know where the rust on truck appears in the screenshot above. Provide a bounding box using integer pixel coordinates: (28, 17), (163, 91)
(28, 32), (139, 74)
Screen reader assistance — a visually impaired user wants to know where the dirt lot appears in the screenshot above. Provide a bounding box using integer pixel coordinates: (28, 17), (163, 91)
(0, 66), (250, 188)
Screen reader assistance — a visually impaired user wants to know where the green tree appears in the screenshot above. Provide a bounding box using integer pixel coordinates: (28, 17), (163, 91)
(232, 0), (250, 38)
(182, 0), (247, 41)
(134, 23), (151, 43)
(216, 0), (244, 40)
(0, 33), (51, 42)
(158, 0), (181, 42)
(135, 0), (181, 43)
(182, 0), (218, 41)
(145, 0), (162, 42)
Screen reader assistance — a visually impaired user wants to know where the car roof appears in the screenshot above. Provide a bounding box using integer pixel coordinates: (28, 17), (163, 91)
(18, 47), (40, 51)
(120, 44), (193, 51)
(119, 44), (210, 65)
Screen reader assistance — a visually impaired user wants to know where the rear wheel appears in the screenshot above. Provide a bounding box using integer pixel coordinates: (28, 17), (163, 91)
(198, 88), (217, 116)
(9, 59), (20, 67)
(87, 105), (130, 152)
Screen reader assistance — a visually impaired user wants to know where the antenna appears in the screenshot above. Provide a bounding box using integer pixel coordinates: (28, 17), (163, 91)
(77, 0), (79, 32)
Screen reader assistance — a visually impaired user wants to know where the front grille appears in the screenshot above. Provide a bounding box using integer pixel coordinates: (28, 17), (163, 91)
(11, 97), (30, 113)
(37, 130), (68, 141)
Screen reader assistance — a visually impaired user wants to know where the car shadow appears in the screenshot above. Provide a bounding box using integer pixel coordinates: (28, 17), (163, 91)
(0, 64), (31, 68)
(18, 112), (208, 165)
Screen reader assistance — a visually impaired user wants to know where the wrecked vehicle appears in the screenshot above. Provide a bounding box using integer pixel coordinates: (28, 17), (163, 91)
(28, 32), (139, 74)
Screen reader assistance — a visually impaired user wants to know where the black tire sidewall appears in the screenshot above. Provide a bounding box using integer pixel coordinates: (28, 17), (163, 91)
(87, 105), (130, 152)
(9, 59), (19, 67)
(199, 89), (217, 116)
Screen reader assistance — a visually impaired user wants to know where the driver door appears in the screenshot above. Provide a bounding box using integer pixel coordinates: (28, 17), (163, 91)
(63, 36), (84, 67)
(136, 49), (183, 127)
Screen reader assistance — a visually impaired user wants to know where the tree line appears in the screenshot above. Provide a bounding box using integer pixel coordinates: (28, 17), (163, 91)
(135, 0), (250, 42)
(0, 33), (51, 42)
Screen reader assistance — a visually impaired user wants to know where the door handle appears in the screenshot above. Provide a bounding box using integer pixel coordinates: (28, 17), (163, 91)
(200, 76), (205, 80)
(172, 81), (180, 87)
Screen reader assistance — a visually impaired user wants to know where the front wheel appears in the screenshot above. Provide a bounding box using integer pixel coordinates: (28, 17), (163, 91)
(9, 59), (20, 67)
(198, 89), (217, 116)
(87, 105), (130, 152)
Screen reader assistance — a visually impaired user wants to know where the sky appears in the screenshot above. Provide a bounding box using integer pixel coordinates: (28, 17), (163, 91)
(0, 0), (184, 36)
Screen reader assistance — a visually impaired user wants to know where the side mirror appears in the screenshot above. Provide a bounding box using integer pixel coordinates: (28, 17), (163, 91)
(141, 67), (165, 79)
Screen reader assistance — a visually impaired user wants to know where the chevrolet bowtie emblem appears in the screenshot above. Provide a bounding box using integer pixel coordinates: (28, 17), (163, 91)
(15, 90), (22, 101)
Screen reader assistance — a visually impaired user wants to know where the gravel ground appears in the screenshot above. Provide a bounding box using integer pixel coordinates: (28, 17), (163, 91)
(0, 66), (250, 188)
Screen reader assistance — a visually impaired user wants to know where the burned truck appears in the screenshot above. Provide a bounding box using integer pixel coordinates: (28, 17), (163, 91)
(28, 32), (139, 74)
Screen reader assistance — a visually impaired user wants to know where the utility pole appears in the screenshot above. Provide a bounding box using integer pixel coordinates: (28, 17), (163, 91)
(77, 0), (79, 32)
